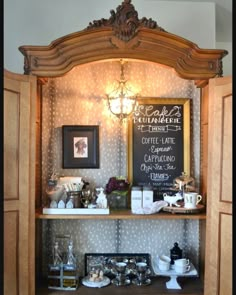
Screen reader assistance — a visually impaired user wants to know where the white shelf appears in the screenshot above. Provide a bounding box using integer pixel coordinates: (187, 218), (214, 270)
(42, 208), (110, 215)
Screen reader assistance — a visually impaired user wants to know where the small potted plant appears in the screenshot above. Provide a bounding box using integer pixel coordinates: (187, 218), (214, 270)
(105, 176), (130, 210)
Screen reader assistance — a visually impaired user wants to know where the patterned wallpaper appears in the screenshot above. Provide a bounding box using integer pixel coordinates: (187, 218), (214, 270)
(40, 60), (201, 277)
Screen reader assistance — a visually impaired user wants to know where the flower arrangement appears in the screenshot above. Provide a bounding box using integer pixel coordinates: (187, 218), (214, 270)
(105, 176), (130, 196)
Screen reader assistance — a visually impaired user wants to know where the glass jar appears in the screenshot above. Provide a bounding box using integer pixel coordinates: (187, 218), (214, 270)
(88, 257), (104, 282)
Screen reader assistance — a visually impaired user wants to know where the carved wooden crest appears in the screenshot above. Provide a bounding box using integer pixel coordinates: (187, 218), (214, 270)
(86, 0), (165, 41)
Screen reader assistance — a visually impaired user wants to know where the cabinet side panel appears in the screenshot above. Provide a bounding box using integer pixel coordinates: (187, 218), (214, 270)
(199, 85), (209, 284)
(200, 86), (208, 205)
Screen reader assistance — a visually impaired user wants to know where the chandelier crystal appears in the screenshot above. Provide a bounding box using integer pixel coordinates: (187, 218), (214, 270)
(107, 59), (138, 121)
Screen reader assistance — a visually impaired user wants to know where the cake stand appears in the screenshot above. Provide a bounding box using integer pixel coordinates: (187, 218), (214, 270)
(152, 259), (198, 289)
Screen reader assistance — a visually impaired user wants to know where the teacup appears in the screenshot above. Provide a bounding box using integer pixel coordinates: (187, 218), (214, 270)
(157, 255), (171, 271)
(184, 192), (202, 209)
(174, 264), (190, 273)
(174, 258), (189, 267)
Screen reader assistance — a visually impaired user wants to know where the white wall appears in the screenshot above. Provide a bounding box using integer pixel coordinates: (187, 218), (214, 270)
(4, 0), (229, 75)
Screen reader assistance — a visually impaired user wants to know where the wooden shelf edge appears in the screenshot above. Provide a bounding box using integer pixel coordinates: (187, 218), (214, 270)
(36, 276), (204, 295)
(35, 209), (206, 220)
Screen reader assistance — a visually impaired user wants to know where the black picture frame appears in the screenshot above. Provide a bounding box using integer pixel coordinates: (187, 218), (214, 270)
(62, 125), (99, 168)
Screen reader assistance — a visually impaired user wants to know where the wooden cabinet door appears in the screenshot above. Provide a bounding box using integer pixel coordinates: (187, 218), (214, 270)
(204, 76), (232, 295)
(4, 70), (37, 295)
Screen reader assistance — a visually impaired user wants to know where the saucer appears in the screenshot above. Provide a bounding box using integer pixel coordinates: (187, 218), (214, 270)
(82, 276), (110, 288)
(132, 278), (151, 286)
(111, 278), (131, 286)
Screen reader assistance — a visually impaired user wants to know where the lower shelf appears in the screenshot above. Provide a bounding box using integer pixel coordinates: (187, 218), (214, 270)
(36, 276), (203, 295)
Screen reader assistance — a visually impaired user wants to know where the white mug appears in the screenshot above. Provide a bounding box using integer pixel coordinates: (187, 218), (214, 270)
(174, 258), (189, 267)
(184, 192), (202, 209)
(174, 264), (190, 273)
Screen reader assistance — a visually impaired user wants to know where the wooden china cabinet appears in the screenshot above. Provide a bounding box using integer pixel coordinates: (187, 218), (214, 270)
(3, 1), (232, 295)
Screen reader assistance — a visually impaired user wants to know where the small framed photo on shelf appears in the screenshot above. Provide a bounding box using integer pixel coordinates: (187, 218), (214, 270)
(62, 125), (99, 169)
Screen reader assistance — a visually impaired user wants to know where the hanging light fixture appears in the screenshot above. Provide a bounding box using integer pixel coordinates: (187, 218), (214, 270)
(106, 59), (138, 121)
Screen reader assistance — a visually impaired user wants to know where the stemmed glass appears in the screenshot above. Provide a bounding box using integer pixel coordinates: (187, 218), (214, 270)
(132, 262), (151, 286)
(111, 260), (130, 286)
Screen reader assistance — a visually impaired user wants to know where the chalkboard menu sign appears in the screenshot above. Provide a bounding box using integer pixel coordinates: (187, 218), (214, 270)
(128, 98), (190, 199)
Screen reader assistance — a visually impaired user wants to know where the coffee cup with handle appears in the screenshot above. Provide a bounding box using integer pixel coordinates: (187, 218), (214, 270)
(174, 264), (190, 273)
(184, 192), (202, 209)
(174, 258), (189, 267)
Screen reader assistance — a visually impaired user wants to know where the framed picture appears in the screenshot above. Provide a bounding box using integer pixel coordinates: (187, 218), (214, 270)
(62, 125), (99, 168)
(127, 98), (190, 198)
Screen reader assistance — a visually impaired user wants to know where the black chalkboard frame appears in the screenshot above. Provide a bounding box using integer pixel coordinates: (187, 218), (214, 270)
(127, 97), (190, 191)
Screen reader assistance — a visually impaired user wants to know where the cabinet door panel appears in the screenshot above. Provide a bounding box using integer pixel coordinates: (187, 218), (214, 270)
(204, 76), (232, 295)
(4, 70), (36, 295)
(4, 212), (18, 295)
(219, 214), (232, 294)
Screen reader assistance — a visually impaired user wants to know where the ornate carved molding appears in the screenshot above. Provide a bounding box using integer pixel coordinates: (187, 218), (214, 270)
(86, 0), (164, 42)
(18, 0), (227, 87)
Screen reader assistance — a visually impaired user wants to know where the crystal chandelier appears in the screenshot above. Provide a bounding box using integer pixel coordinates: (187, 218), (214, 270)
(107, 59), (138, 121)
